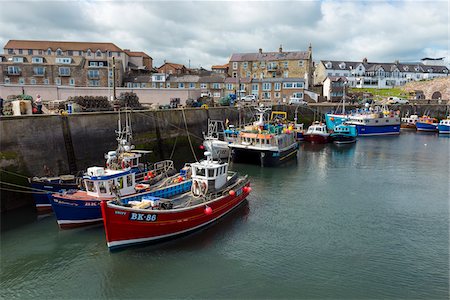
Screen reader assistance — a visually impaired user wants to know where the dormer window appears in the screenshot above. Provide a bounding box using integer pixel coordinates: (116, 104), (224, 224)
(404, 66), (409, 71)
(427, 68), (432, 73)
(325, 62), (332, 69)
(443, 69), (448, 73)
(56, 48), (63, 56)
(96, 50), (102, 57)
(414, 66), (419, 71)
(339, 62), (346, 69)
(47, 48), (52, 55)
(87, 49), (92, 56)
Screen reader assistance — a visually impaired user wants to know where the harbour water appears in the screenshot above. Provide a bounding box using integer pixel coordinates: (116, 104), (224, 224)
(1, 132), (449, 299)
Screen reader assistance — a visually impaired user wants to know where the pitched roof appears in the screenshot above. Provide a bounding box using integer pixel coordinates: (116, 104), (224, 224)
(167, 75), (200, 83)
(198, 75), (226, 83)
(223, 77), (252, 84)
(230, 50), (309, 62)
(158, 62), (186, 70)
(124, 50), (152, 59)
(320, 60), (449, 73)
(4, 40), (123, 52)
(324, 76), (348, 82)
(212, 63), (229, 69)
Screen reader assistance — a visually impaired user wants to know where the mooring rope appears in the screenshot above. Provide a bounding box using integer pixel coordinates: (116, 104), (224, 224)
(0, 169), (29, 179)
(0, 187), (48, 194)
(0, 181), (52, 193)
(181, 108), (198, 162)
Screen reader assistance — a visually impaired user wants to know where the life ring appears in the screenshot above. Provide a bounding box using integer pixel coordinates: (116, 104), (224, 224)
(147, 171), (155, 178)
(135, 184), (146, 190)
(192, 180), (200, 196)
(201, 104), (209, 109)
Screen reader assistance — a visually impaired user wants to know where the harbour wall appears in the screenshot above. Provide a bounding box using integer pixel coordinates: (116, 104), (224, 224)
(1, 104), (449, 211)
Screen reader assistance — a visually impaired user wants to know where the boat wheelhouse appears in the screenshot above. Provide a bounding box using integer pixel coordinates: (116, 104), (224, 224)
(202, 119), (230, 160)
(438, 117), (450, 134)
(401, 114), (419, 130)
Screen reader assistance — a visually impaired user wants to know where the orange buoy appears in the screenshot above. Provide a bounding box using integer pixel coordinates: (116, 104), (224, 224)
(204, 206), (212, 215)
(229, 190), (235, 196)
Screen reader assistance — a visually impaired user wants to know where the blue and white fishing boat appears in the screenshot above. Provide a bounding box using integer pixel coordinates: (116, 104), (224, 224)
(438, 116), (450, 134)
(50, 163), (192, 228)
(345, 104), (400, 136)
(330, 123), (357, 144)
(416, 115), (438, 132)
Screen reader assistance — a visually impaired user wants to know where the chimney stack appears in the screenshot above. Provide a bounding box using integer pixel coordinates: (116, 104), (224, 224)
(363, 57), (368, 63)
(279, 45), (282, 53)
(259, 48), (263, 54)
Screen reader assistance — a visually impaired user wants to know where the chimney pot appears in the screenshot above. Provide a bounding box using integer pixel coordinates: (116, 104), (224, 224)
(259, 48), (262, 54)
(279, 45), (282, 53)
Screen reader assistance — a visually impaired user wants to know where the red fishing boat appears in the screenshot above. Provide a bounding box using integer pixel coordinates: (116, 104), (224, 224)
(303, 122), (330, 144)
(101, 152), (251, 250)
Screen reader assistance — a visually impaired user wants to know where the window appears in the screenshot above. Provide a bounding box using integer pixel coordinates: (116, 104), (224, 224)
(59, 67), (70, 76)
(30, 78), (36, 85)
(260, 61), (265, 68)
(47, 48), (52, 55)
(33, 67), (45, 76)
(28, 49), (33, 55)
(68, 50), (73, 56)
(89, 80), (100, 86)
(99, 62), (104, 67)
(232, 62), (238, 70)
(260, 72), (264, 79)
(55, 78), (61, 85)
(293, 92), (303, 99)
(232, 72), (237, 78)
(108, 51), (112, 57)
(88, 69), (99, 79)
(69, 78), (75, 86)
(8, 49), (13, 54)
(87, 49), (92, 56)
(96, 50), (102, 57)
(79, 50), (83, 56)
(44, 78), (49, 85)
(178, 82), (185, 88)
(253, 62), (257, 68)
(213, 92), (221, 97)
(189, 83), (195, 88)
(212, 83), (220, 89)
(200, 83), (207, 89)
(18, 49), (23, 54)
(275, 92), (280, 98)
(262, 83), (271, 91)
(283, 71), (288, 78)
(246, 71), (251, 78)
(55, 58), (71, 64)
(274, 82), (281, 91)
(4, 77), (10, 84)
(251, 83), (259, 92)
(226, 83), (233, 90)
(13, 57), (24, 63)
(262, 92), (271, 99)
(56, 49), (63, 56)
(284, 61), (288, 68)
(243, 62), (248, 69)
(8, 66), (21, 74)
(126, 175), (132, 187)
(166, 83), (170, 88)
(89, 61), (97, 67)
(32, 57), (43, 63)
(283, 82), (303, 88)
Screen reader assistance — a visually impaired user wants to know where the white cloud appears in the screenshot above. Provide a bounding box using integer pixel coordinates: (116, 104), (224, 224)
(0, 0), (448, 68)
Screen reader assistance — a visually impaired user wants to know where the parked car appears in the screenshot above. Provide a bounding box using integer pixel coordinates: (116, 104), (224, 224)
(289, 97), (307, 105)
(387, 97), (409, 104)
(241, 95), (257, 102)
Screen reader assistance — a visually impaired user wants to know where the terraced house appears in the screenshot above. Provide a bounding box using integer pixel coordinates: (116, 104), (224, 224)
(0, 40), (152, 87)
(314, 57), (449, 89)
(227, 45), (313, 102)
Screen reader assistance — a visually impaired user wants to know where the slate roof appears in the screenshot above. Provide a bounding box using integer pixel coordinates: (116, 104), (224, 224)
(198, 75), (226, 83)
(4, 40), (123, 52)
(124, 50), (152, 59)
(230, 50), (309, 62)
(320, 60), (449, 73)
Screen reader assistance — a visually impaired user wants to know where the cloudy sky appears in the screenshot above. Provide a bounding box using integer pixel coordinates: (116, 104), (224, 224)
(0, 0), (448, 68)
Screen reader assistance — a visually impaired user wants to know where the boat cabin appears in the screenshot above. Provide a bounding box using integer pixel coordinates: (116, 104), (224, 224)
(307, 122), (327, 134)
(83, 167), (137, 198)
(401, 115), (419, 124)
(191, 152), (228, 195)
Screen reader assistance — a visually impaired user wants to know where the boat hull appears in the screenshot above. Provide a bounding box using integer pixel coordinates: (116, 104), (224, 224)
(50, 180), (192, 229)
(400, 123), (416, 130)
(231, 144), (298, 167)
(355, 124), (400, 136)
(330, 134), (356, 144)
(416, 122), (438, 132)
(303, 134), (329, 144)
(101, 182), (251, 250)
(30, 181), (78, 213)
(438, 124), (450, 134)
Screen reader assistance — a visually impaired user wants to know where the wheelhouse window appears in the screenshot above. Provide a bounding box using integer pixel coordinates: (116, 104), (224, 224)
(86, 181), (96, 192)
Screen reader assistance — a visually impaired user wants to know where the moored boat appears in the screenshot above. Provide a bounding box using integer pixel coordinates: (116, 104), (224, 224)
(228, 107), (298, 167)
(202, 119), (231, 160)
(416, 116), (438, 132)
(438, 116), (450, 134)
(50, 161), (191, 229)
(101, 152), (251, 250)
(330, 123), (357, 144)
(400, 114), (419, 130)
(303, 122), (330, 144)
(345, 105), (400, 136)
